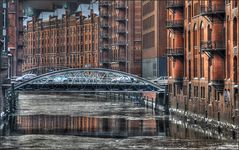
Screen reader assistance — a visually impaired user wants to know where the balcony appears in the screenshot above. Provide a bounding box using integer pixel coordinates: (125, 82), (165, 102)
(166, 48), (184, 57)
(166, 20), (184, 30)
(115, 16), (126, 22)
(166, 0), (184, 9)
(112, 57), (126, 63)
(174, 78), (183, 84)
(209, 80), (224, 91)
(200, 41), (225, 52)
(99, 1), (110, 7)
(100, 33), (109, 39)
(115, 41), (127, 46)
(100, 12), (109, 18)
(100, 23), (110, 28)
(116, 29), (126, 34)
(115, 3), (126, 9)
(200, 4), (225, 16)
(100, 44), (110, 50)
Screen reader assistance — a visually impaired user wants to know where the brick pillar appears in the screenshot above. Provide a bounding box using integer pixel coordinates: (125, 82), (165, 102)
(173, 58), (184, 79)
(211, 22), (225, 80)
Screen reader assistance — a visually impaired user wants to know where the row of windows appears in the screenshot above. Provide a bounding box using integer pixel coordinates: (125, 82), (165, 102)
(169, 84), (206, 99)
(25, 54), (98, 65)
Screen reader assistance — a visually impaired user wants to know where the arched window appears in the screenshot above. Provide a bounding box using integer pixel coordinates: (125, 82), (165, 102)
(233, 56), (237, 83)
(233, 17), (237, 47)
(227, 16), (231, 78)
(193, 24), (197, 47)
(207, 24), (211, 41)
(188, 31), (191, 52)
(193, 24), (198, 77)
(200, 22), (204, 42)
(200, 22), (204, 78)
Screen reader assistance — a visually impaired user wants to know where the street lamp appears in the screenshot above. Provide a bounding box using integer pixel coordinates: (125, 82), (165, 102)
(7, 53), (12, 79)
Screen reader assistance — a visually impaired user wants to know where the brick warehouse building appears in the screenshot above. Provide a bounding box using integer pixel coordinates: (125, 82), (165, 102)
(167, 0), (239, 124)
(99, 0), (142, 76)
(8, 0), (24, 77)
(142, 0), (167, 79)
(23, 10), (99, 71)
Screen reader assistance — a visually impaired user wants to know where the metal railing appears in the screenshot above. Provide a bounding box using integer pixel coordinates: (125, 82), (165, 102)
(200, 41), (225, 51)
(166, 0), (184, 8)
(100, 23), (110, 28)
(166, 20), (184, 28)
(166, 48), (184, 56)
(200, 4), (225, 15)
(100, 44), (110, 50)
(115, 16), (126, 21)
(115, 41), (127, 46)
(116, 29), (126, 34)
(112, 57), (126, 62)
(100, 33), (109, 39)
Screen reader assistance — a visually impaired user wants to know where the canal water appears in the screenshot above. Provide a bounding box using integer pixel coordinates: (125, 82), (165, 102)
(0, 93), (238, 149)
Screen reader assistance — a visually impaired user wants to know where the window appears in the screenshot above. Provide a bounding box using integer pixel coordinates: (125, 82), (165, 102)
(188, 5), (191, 21)
(233, 18), (237, 47)
(183, 85), (187, 95)
(173, 84), (176, 96)
(193, 24), (197, 48)
(188, 31), (191, 52)
(177, 86), (181, 95)
(227, 16), (230, 78)
(201, 57), (205, 77)
(194, 86), (198, 97)
(189, 84), (192, 98)
(201, 87), (205, 98)
(169, 84), (172, 93)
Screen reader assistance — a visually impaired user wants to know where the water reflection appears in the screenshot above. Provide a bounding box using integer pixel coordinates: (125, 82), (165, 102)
(0, 93), (238, 149)
(8, 114), (235, 141)
(14, 115), (160, 138)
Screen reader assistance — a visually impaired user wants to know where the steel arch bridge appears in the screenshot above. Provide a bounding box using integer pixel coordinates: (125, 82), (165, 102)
(15, 68), (165, 93)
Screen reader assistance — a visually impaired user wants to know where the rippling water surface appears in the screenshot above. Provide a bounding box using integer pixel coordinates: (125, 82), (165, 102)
(0, 93), (238, 149)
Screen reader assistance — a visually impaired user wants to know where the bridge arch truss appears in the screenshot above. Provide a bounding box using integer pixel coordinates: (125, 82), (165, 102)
(15, 68), (165, 93)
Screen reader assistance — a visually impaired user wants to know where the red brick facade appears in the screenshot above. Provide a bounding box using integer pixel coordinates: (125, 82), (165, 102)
(99, 0), (142, 76)
(142, 1), (167, 79)
(167, 0), (239, 125)
(23, 11), (99, 70)
(8, 0), (24, 76)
